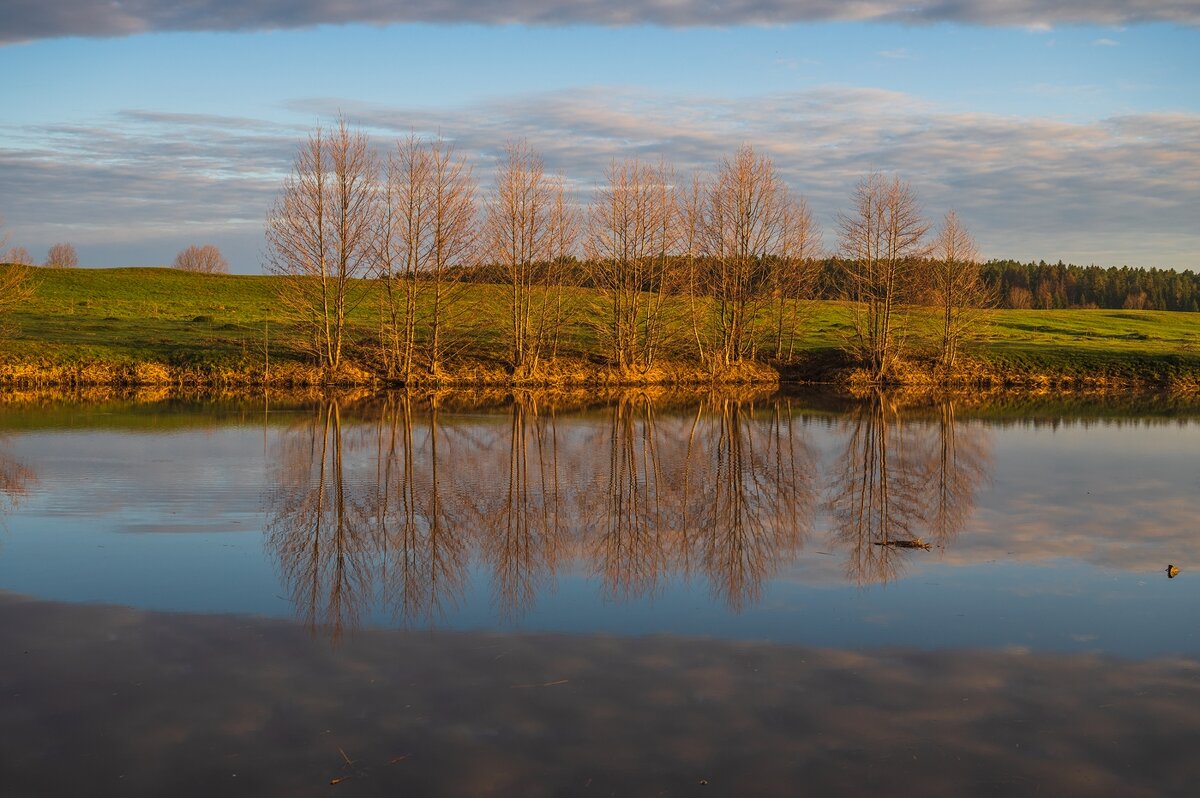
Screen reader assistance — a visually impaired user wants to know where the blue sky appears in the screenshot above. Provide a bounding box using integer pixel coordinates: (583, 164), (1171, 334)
(1, 2), (1197, 271)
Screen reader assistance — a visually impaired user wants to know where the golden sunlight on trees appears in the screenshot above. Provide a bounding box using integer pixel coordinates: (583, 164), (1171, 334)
(375, 136), (478, 380)
(929, 210), (992, 369)
(44, 242), (78, 268)
(258, 122), (1008, 384)
(485, 142), (560, 375)
(838, 173), (930, 381)
(584, 158), (679, 371)
(700, 145), (794, 365)
(267, 119), (376, 376)
(0, 216), (36, 332)
(173, 244), (229, 274)
(773, 196), (822, 360)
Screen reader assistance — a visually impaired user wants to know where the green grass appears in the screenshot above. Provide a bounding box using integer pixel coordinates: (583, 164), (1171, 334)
(4, 266), (1200, 385)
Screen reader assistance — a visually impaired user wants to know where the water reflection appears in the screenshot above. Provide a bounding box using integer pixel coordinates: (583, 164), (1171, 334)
(6, 594), (1198, 797)
(827, 392), (991, 585)
(264, 391), (992, 637)
(473, 393), (564, 620)
(686, 395), (815, 609)
(267, 402), (375, 640)
(0, 434), (35, 521)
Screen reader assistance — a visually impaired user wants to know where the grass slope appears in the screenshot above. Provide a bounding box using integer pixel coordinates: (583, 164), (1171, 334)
(3, 266), (1200, 387)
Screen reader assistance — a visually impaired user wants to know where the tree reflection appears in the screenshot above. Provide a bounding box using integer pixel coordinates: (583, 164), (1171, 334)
(469, 393), (564, 620)
(684, 394), (816, 610)
(371, 393), (468, 627)
(589, 392), (673, 601)
(826, 392), (990, 585)
(267, 395), (470, 640)
(0, 436), (35, 520)
(267, 401), (375, 641)
(923, 399), (991, 549)
(264, 389), (990, 639)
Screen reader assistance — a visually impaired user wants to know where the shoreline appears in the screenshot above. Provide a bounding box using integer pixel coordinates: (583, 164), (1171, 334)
(2, 352), (1200, 394)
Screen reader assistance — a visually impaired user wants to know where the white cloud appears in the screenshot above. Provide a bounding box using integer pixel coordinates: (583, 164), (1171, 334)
(2, 86), (1198, 269)
(1093, 37), (1121, 45)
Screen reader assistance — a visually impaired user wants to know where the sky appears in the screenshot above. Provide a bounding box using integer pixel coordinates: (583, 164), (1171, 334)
(0, 1), (1197, 273)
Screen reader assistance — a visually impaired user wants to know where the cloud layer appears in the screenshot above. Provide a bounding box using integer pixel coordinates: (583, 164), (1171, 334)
(3, 86), (1197, 270)
(2, 1), (1199, 44)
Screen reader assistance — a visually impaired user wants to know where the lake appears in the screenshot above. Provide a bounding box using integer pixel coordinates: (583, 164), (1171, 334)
(1, 388), (1198, 796)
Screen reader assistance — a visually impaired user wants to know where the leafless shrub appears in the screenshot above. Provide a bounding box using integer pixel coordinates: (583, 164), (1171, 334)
(44, 242), (78, 269)
(173, 244), (229, 274)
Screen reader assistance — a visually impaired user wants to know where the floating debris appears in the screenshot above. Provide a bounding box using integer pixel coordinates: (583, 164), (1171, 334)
(873, 539), (932, 551)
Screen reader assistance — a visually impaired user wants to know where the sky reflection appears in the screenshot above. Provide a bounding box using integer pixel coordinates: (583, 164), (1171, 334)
(0, 390), (1197, 654)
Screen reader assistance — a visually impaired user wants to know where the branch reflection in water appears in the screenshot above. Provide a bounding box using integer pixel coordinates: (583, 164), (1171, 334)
(264, 390), (991, 638)
(827, 391), (991, 585)
(0, 433), (35, 520)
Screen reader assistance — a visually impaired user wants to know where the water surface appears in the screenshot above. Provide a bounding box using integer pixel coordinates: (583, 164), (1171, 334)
(1, 389), (1197, 795)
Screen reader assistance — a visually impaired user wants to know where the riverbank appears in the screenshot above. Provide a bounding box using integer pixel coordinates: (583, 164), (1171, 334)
(3, 266), (1200, 390)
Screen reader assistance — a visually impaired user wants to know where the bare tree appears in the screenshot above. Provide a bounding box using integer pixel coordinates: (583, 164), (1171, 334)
(928, 210), (991, 370)
(546, 174), (581, 361)
(425, 139), (478, 374)
(584, 158), (679, 371)
(267, 119), (378, 376)
(773, 196), (822, 360)
(0, 217), (35, 331)
(375, 134), (432, 381)
(679, 172), (708, 361)
(484, 142), (554, 375)
(44, 242), (78, 269)
(4, 246), (32, 265)
(173, 244), (229, 274)
(837, 173), (929, 381)
(701, 145), (791, 365)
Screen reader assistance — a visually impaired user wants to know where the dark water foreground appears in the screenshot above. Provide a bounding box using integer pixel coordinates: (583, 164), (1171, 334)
(1, 389), (1199, 796)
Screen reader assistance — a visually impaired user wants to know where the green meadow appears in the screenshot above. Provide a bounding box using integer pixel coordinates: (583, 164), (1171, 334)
(3, 266), (1200, 386)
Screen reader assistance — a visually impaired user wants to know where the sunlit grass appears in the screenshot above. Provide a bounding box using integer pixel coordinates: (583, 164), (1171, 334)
(3, 266), (1200, 382)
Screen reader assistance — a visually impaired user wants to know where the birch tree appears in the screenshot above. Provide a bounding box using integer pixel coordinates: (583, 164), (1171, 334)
(584, 158), (678, 370)
(546, 175), (581, 361)
(837, 173), (929, 381)
(928, 210), (990, 370)
(375, 135), (431, 381)
(267, 120), (377, 376)
(773, 196), (822, 360)
(485, 142), (554, 375)
(424, 139), (478, 374)
(701, 146), (790, 365)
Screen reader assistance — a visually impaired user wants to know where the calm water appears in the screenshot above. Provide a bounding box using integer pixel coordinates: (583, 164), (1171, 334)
(1, 389), (1198, 796)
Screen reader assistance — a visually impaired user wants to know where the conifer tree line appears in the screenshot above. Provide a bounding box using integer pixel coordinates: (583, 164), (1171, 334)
(261, 120), (1029, 382)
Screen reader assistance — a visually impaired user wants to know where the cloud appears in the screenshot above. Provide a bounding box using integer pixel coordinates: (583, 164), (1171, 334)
(1093, 37), (1121, 45)
(1, 1), (1198, 44)
(2, 86), (1198, 269)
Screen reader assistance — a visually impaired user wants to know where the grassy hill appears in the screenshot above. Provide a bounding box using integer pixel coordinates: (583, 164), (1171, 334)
(2, 266), (1200, 388)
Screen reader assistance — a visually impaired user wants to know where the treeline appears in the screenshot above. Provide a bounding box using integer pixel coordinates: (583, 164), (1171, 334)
(976, 260), (1200, 312)
(264, 120), (993, 383)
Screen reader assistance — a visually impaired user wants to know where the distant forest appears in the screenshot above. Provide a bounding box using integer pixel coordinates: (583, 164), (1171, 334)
(810, 259), (1200, 312)
(457, 257), (1200, 313)
(977, 261), (1200, 312)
